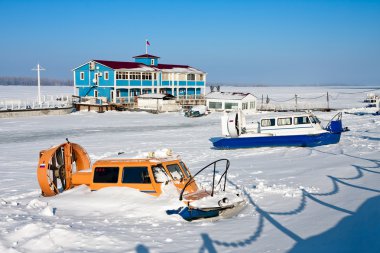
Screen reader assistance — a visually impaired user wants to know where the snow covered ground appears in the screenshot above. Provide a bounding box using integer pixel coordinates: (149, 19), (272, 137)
(0, 86), (379, 252)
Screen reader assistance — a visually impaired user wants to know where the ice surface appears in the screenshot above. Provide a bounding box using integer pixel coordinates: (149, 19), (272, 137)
(0, 86), (379, 252)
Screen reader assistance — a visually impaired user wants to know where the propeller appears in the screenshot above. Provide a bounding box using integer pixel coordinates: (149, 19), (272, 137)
(48, 147), (66, 193)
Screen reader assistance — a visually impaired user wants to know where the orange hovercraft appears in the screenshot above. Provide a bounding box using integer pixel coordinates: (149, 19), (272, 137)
(37, 139), (247, 221)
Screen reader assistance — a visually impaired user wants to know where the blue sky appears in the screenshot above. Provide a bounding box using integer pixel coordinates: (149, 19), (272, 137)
(0, 0), (379, 85)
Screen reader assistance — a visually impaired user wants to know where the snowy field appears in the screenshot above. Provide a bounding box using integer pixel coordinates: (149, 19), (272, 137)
(0, 86), (379, 253)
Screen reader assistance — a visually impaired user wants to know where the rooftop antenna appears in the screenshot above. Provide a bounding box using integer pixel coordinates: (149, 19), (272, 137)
(32, 63), (45, 104)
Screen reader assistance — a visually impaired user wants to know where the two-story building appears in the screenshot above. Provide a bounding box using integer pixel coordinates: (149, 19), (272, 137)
(73, 54), (206, 103)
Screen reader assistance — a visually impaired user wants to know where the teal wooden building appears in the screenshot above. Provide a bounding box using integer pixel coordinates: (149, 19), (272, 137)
(73, 54), (206, 103)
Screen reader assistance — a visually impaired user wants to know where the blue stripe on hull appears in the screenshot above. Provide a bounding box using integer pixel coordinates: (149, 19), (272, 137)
(210, 133), (341, 149)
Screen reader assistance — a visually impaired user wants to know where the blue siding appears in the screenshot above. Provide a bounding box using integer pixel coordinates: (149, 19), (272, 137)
(129, 80), (141, 86)
(142, 80), (152, 86)
(75, 64), (90, 86)
(116, 80), (129, 86)
(78, 87), (93, 97)
(135, 58), (158, 66)
(75, 62), (114, 87)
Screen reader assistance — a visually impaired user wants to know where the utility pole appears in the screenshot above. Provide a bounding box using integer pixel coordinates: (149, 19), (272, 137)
(295, 94), (298, 112)
(261, 94), (264, 110)
(32, 64), (45, 104)
(327, 92), (330, 111)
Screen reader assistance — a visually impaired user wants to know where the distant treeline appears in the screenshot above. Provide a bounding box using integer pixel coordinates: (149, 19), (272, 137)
(0, 77), (72, 86)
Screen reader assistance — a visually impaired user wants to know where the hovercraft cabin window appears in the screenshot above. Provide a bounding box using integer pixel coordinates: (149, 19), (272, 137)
(122, 167), (151, 184)
(166, 164), (185, 180)
(294, 116), (310, 125)
(93, 167), (119, 183)
(277, 117), (292, 126)
(179, 162), (191, 178)
(261, 119), (276, 127)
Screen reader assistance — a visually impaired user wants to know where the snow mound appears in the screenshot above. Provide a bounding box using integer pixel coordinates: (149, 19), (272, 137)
(26, 199), (48, 209)
(40, 206), (55, 216)
(48, 183), (184, 221)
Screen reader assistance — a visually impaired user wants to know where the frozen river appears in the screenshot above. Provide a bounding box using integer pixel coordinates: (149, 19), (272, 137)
(0, 86), (379, 252)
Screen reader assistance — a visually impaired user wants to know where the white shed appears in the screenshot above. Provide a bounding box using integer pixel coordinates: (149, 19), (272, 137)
(205, 91), (257, 112)
(137, 94), (180, 112)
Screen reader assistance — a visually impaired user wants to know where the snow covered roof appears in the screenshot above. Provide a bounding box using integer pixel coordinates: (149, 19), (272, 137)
(205, 91), (253, 100)
(158, 64), (204, 74)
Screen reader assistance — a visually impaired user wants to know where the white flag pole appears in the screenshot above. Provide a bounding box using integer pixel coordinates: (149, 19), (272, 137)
(145, 39), (148, 54)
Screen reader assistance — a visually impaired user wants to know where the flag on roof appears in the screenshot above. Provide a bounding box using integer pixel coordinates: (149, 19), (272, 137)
(146, 40), (150, 46)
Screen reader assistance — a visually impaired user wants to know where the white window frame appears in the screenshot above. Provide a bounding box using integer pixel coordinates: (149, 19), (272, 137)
(80, 72), (84, 80)
(104, 71), (109, 80)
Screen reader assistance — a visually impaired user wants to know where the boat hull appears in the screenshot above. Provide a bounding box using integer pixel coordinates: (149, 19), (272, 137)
(210, 132), (341, 149)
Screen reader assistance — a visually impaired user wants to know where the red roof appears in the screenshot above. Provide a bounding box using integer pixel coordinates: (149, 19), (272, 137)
(156, 63), (190, 69)
(92, 60), (202, 72)
(95, 60), (148, 69)
(133, 54), (160, 59)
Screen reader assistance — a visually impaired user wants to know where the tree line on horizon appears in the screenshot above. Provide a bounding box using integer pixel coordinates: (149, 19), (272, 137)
(0, 76), (72, 86)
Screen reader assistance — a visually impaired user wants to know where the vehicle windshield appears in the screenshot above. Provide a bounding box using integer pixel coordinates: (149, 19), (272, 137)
(179, 162), (191, 178)
(152, 165), (169, 183)
(166, 164), (185, 181)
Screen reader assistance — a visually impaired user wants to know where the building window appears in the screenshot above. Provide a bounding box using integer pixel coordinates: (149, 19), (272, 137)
(94, 90), (98, 97)
(294, 116), (310, 125)
(187, 74), (195, 81)
(250, 101), (255, 109)
(261, 118), (276, 127)
(130, 72), (141, 80)
(116, 90), (121, 97)
(151, 59), (155, 65)
(162, 73), (169, 81)
(198, 74), (203, 81)
(104, 71), (109, 80)
(142, 73), (152, 80)
(122, 167), (151, 184)
(278, 117), (292, 126)
(225, 102), (239, 110)
(116, 71), (129, 80)
(242, 102), (248, 110)
(93, 167), (119, 183)
(209, 101), (222, 109)
(80, 72), (84, 80)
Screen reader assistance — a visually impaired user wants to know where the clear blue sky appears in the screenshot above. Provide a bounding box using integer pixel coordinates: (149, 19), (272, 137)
(0, 0), (379, 85)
